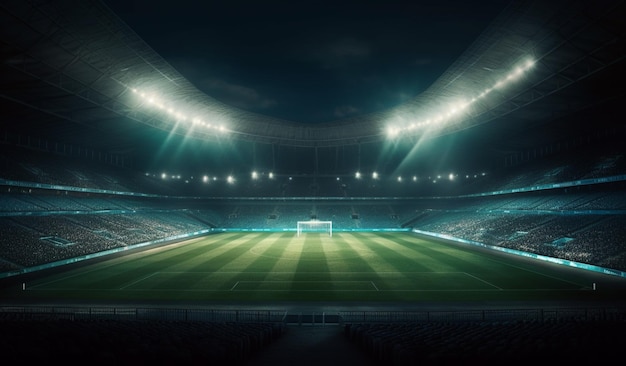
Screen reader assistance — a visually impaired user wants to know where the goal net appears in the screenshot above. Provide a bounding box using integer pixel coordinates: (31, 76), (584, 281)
(296, 220), (332, 237)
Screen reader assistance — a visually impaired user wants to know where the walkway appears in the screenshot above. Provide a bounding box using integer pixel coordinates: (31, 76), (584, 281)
(245, 324), (380, 366)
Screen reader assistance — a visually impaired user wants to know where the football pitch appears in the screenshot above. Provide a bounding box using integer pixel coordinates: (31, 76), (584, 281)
(5, 232), (626, 304)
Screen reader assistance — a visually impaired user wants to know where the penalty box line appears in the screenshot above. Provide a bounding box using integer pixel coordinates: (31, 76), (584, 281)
(118, 271), (498, 292)
(230, 280), (379, 291)
(124, 272), (498, 292)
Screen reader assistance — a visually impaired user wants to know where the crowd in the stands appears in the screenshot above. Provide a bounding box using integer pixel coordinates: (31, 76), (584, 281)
(1, 144), (626, 274)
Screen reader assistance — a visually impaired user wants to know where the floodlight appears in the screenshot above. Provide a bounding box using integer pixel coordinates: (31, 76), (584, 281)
(525, 59), (535, 69)
(355, 172), (361, 179)
(251, 171), (259, 179)
(372, 172), (378, 179)
(128, 87), (232, 137)
(383, 56), (536, 138)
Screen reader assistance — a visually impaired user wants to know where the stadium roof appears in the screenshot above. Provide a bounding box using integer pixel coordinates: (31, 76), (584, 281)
(1, 0), (624, 173)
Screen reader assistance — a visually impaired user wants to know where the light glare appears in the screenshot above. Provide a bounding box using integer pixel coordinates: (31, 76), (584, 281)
(385, 57), (535, 138)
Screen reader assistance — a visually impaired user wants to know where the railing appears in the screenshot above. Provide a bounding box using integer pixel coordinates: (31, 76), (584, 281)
(2, 305), (624, 324)
(338, 307), (626, 324)
(0, 306), (287, 323)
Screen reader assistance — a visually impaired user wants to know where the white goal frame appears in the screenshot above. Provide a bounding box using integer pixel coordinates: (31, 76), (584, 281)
(296, 220), (332, 237)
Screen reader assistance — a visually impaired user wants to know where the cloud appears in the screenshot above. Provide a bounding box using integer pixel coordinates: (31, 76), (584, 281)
(333, 105), (360, 118)
(308, 37), (372, 69)
(201, 78), (277, 110)
(414, 58), (433, 66)
(393, 91), (414, 103)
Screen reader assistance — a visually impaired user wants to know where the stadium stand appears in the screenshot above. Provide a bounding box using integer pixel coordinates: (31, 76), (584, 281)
(2, 143), (626, 274)
(344, 317), (626, 365)
(0, 315), (285, 365)
(1, 0), (625, 364)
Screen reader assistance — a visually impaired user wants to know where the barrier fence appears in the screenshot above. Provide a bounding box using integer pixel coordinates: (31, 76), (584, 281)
(2, 305), (625, 324)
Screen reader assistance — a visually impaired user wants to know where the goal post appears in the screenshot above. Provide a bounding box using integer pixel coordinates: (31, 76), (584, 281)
(296, 220), (332, 237)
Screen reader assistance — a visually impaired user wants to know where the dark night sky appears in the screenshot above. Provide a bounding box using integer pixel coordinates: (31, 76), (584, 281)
(103, 0), (510, 124)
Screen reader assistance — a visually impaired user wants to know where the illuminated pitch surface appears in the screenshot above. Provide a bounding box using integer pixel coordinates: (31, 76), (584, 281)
(8, 232), (626, 303)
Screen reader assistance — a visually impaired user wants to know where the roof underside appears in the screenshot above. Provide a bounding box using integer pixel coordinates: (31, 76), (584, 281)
(0, 0), (624, 159)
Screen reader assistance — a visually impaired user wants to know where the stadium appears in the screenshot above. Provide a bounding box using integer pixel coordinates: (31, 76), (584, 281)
(1, 0), (626, 364)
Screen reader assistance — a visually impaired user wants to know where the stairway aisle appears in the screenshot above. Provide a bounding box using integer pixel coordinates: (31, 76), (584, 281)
(245, 325), (380, 366)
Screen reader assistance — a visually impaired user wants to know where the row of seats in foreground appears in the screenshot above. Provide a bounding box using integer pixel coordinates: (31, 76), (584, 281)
(345, 318), (626, 365)
(0, 317), (285, 365)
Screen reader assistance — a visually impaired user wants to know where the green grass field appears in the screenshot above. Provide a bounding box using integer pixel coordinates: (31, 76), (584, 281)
(4, 232), (626, 304)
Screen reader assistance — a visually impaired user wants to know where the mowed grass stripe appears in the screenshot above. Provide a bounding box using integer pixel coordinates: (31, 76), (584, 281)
(368, 233), (473, 272)
(336, 233), (499, 291)
(21, 232), (598, 302)
(290, 234), (332, 292)
(122, 232), (302, 292)
(145, 232), (276, 291)
(26, 235), (217, 289)
(113, 272), (501, 292)
(326, 233), (399, 300)
(374, 233), (575, 290)
(335, 233), (416, 296)
(386, 232), (586, 290)
(200, 232), (291, 290)
(114, 233), (249, 291)
(374, 232), (509, 287)
(264, 233), (304, 284)
(38, 232), (259, 291)
(349, 233), (438, 272)
(233, 280), (376, 291)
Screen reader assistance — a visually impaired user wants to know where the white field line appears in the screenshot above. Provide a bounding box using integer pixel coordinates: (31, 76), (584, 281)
(481, 256), (589, 288)
(28, 271), (585, 293)
(230, 281), (240, 291)
(155, 271), (469, 274)
(119, 272), (161, 290)
(463, 272), (503, 290)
